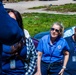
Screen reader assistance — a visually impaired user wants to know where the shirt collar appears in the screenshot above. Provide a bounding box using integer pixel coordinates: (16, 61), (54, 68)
(48, 34), (61, 45)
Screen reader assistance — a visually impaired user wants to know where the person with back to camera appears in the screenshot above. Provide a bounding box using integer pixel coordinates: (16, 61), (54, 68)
(2, 9), (37, 75)
(0, 2), (23, 74)
(35, 22), (70, 75)
(65, 27), (76, 75)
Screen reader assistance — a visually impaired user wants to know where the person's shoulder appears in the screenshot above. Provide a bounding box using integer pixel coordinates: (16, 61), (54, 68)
(24, 29), (30, 38)
(60, 37), (69, 42)
(26, 37), (32, 41)
(41, 34), (50, 40)
(64, 36), (71, 41)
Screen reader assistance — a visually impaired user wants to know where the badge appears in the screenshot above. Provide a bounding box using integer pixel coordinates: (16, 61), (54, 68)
(72, 56), (76, 62)
(10, 60), (16, 69)
(57, 45), (61, 49)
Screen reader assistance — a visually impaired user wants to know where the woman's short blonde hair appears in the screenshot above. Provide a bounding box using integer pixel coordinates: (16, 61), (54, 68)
(52, 22), (64, 37)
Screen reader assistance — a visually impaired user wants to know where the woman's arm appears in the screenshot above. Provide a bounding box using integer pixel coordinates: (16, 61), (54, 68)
(34, 51), (42, 75)
(0, 2), (23, 45)
(59, 50), (69, 75)
(63, 51), (69, 69)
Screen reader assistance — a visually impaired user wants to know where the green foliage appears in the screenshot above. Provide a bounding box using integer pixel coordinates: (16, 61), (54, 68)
(29, 3), (76, 12)
(46, 3), (76, 12)
(29, 6), (47, 9)
(22, 13), (76, 37)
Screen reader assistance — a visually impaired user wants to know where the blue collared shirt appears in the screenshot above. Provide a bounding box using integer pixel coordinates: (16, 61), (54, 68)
(37, 34), (69, 63)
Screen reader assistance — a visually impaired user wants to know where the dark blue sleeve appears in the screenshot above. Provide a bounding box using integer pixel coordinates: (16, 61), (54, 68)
(0, 2), (23, 45)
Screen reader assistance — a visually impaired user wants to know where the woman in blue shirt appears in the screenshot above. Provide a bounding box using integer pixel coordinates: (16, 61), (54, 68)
(35, 22), (69, 75)
(0, 2), (23, 74)
(2, 9), (37, 75)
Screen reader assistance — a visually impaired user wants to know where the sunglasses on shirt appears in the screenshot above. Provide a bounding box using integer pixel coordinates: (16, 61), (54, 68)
(51, 28), (60, 33)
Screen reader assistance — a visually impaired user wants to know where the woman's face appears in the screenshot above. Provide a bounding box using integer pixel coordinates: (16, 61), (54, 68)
(50, 24), (60, 38)
(8, 12), (16, 20)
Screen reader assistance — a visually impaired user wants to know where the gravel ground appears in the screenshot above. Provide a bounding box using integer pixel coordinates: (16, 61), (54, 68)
(4, 0), (76, 14)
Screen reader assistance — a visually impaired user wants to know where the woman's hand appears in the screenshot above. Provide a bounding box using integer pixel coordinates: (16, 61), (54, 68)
(34, 71), (41, 75)
(58, 68), (65, 75)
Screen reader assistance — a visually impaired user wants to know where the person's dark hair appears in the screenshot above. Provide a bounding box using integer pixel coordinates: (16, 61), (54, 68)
(6, 9), (23, 30)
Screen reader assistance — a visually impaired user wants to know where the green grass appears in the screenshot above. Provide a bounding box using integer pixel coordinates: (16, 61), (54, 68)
(29, 3), (76, 12)
(22, 13), (76, 37)
(29, 6), (47, 9)
(46, 3), (76, 12)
